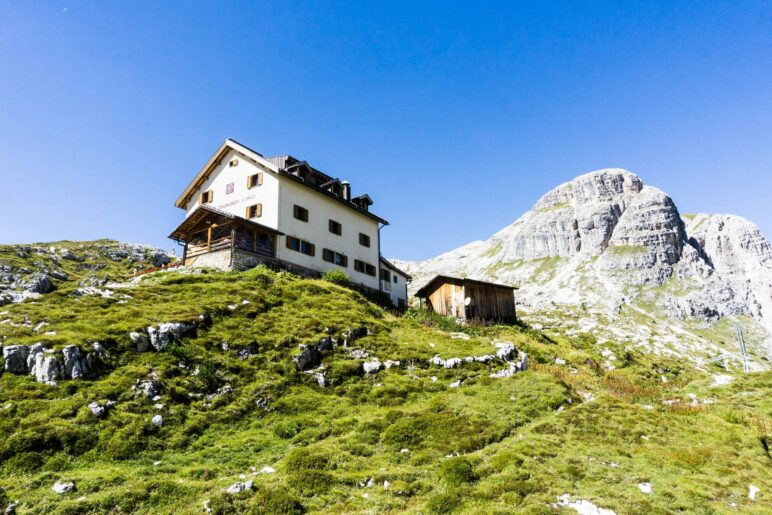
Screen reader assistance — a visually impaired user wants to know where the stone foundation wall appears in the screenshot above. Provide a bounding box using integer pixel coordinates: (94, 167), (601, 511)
(185, 250), (233, 270)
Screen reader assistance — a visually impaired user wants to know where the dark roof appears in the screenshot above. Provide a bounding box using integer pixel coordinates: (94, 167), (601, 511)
(414, 274), (517, 298)
(186, 139), (389, 225)
(379, 257), (412, 280)
(168, 205), (284, 241)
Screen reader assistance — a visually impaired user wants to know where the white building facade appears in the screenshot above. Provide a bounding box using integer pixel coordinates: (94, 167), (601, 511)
(170, 139), (410, 302)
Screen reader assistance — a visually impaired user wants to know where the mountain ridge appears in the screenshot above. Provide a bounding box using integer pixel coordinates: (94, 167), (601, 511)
(394, 169), (772, 370)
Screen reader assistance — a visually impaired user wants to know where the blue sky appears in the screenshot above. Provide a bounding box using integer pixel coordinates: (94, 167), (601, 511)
(1, 1), (770, 260)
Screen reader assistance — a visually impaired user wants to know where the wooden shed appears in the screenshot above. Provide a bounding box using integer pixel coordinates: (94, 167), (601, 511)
(414, 275), (517, 324)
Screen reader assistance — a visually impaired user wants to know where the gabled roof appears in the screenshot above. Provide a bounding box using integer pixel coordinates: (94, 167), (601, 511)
(379, 257), (412, 280)
(414, 275), (517, 298)
(168, 204), (284, 241)
(175, 139), (388, 225)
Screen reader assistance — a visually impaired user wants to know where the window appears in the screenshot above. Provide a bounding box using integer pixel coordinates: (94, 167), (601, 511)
(200, 191), (213, 204)
(359, 233), (371, 247)
(393, 275), (398, 283)
(229, 158), (239, 167)
(329, 219), (342, 235)
(286, 236), (315, 256)
(380, 269), (391, 282)
(293, 205), (309, 222)
(247, 173), (263, 189)
(323, 248), (348, 267)
(354, 260), (376, 277)
(226, 182), (235, 195)
(246, 204), (262, 219)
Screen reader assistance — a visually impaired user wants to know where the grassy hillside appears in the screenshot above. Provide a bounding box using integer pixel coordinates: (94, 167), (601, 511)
(0, 242), (770, 514)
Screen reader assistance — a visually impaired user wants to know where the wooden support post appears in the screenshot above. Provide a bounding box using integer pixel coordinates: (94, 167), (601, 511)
(207, 226), (212, 253)
(253, 231), (257, 253)
(182, 241), (188, 264)
(230, 226), (236, 266)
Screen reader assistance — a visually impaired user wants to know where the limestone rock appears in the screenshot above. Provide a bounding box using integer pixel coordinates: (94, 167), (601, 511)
(21, 273), (53, 294)
(52, 481), (76, 494)
(130, 331), (150, 352)
(2, 345), (29, 374)
(226, 480), (253, 494)
(146, 322), (195, 352)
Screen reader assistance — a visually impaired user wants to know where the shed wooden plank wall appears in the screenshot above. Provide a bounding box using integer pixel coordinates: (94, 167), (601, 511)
(463, 282), (516, 323)
(427, 280), (466, 319)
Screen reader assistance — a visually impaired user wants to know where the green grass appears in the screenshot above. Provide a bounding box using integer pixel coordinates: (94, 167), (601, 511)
(0, 241), (770, 514)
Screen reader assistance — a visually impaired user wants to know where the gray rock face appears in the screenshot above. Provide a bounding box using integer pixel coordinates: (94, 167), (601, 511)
(62, 345), (87, 379)
(21, 273), (53, 294)
(30, 351), (62, 386)
(1, 343), (97, 384)
(2, 346), (30, 374)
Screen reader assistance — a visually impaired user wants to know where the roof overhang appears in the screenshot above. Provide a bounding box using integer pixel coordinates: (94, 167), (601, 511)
(175, 139), (277, 209)
(168, 205), (284, 241)
(414, 274), (517, 298)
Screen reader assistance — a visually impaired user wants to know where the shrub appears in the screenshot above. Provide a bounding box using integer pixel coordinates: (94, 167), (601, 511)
(273, 419), (302, 439)
(439, 457), (477, 486)
(284, 448), (331, 471)
(196, 361), (223, 393)
(426, 490), (462, 513)
(322, 270), (351, 287)
(248, 486), (306, 514)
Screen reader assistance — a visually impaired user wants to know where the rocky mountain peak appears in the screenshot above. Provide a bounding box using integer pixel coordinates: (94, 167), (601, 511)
(396, 169), (772, 369)
(533, 168), (643, 211)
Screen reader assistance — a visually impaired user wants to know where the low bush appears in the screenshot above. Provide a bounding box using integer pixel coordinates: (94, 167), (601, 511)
(439, 457), (477, 486)
(426, 490), (462, 513)
(322, 270), (351, 287)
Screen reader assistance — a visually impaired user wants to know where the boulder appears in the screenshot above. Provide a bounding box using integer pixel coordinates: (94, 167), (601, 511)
(52, 481), (76, 494)
(30, 352), (62, 386)
(21, 273), (53, 294)
(236, 342), (259, 360)
(294, 345), (322, 371)
(226, 480), (253, 494)
(147, 322), (195, 351)
(151, 415), (164, 427)
(2, 345), (29, 374)
(88, 402), (107, 418)
(135, 379), (163, 399)
(151, 251), (171, 268)
(62, 345), (88, 379)
(130, 331), (150, 352)
(363, 359), (382, 374)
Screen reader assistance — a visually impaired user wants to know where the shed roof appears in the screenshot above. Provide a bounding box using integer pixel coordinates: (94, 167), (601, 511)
(168, 205), (284, 241)
(414, 275), (517, 298)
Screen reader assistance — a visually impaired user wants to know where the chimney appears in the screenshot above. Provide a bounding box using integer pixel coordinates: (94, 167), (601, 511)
(341, 181), (351, 201)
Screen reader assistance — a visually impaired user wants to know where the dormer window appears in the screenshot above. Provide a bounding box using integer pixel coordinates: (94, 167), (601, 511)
(200, 191), (213, 204)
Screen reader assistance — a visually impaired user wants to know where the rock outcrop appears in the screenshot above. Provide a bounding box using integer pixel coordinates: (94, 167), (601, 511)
(1, 342), (103, 385)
